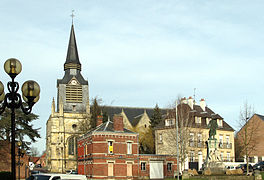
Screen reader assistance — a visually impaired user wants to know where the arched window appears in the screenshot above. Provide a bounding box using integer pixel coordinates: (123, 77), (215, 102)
(68, 136), (77, 155)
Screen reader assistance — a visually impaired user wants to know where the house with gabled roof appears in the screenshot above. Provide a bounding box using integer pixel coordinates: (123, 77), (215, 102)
(155, 96), (235, 171)
(77, 114), (177, 179)
(103, 106), (167, 132)
(235, 113), (264, 163)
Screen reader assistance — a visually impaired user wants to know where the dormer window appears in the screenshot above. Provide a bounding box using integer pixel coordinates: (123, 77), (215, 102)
(206, 118), (211, 125)
(165, 119), (174, 126)
(195, 117), (201, 124)
(217, 119), (223, 127)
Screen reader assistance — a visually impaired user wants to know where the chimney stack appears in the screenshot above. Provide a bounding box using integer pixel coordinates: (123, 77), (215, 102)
(181, 97), (187, 104)
(96, 115), (103, 126)
(188, 96), (194, 109)
(200, 98), (206, 111)
(113, 114), (124, 132)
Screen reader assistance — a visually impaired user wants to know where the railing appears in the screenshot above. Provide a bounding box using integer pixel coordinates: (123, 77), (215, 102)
(188, 141), (232, 149)
(219, 142), (232, 149)
(189, 141), (205, 148)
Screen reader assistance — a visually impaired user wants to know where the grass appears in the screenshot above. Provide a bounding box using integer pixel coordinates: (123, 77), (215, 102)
(165, 178), (207, 180)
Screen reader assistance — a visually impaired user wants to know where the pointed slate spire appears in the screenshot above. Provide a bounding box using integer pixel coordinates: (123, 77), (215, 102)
(64, 24), (81, 71)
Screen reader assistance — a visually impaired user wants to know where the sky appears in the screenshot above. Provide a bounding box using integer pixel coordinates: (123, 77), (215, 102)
(1, 0), (264, 154)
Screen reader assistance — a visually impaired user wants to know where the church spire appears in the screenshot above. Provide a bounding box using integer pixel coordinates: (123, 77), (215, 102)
(64, 24), (81, 71)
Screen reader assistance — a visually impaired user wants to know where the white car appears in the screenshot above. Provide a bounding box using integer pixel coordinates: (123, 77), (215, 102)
(26, 173), (87, 180)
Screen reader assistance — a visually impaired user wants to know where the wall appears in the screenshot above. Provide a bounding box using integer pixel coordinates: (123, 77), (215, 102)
(77, 132), (177, 179)
(46, 111), (88, 173)
(155, 126), (235, 166)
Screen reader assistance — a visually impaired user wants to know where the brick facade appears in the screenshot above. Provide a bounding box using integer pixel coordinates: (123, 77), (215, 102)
(236, 114), (264, 163)
(77, 115), (177, 179)
(0, 141), (30, 179)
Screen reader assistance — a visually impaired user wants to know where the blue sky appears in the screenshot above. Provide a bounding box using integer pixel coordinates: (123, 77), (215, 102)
(1, 0), (264, 154)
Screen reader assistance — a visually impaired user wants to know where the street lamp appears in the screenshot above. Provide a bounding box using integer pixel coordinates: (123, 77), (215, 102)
(0, 58), (40, 180)
(17, 141), (25, 180)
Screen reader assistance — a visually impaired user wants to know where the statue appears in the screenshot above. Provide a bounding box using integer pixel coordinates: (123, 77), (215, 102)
(208, 118), (218, 140)
(203, 117), (225, 175)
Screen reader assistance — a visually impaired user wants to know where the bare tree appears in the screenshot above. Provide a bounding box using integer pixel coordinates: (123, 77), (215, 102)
(166, 98), (197, 172)
(30, 147), (39, 157)
(235, 102), (259, 175)
(78, 97), (109, 133)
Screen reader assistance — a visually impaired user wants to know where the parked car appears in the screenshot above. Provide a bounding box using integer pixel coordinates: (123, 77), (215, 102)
(30, 170), (40, 175)
(26, 173), (87, 180)
(225, 165), (236, 170)
(253, 161), (264, 171)
(66, 169), (78, 174)
(35, 164), (42, 168)
(236, 163), (253, 173)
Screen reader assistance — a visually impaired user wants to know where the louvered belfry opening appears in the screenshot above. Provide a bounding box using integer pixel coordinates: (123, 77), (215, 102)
(66, 84), (82, 103)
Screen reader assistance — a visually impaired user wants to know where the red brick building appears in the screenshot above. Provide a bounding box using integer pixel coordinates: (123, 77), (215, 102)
(77, 115), (177, 179)
(236, 114), (264, 163)
(0, 140), (30, 179)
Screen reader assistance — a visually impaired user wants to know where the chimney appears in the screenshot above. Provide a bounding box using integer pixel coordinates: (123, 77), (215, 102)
(113, 114), (124, 132)
(181, 97), (187, 104)
(188, 96), (194, 109)
(96, 115), (103, 126)
(200, 98), (206, 111)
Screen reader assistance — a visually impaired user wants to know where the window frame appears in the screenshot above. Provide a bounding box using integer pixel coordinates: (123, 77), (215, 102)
(141, 162), (146, 171)
(190, 151), (195, 162)
(127, 142), (132, 154)
(227, 152), (230, 161)
(159, 133), (163, 143)
(108, 141), (113, 154)
(68, 136), (77, 155)
(167, 162), (172, 171)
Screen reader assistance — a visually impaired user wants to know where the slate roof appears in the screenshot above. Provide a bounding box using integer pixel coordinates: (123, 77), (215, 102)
(65, 24), (81, 65)
(86, 120), (137, 135)
(57, 73), (88, 86)
(102, 106), (168, 127)
(255, 114), (264, 121)
(57, 24), (88, 86)
(155, 103), (234, 131)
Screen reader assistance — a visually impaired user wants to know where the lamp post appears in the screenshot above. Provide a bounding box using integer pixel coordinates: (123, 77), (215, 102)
(17, 141), (25, 180)
(0, 58), (40, 180)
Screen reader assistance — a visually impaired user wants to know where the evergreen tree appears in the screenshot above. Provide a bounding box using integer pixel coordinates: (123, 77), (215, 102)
(0, 106), (40, 150)
(150, 104), (162, 128)
(149, 104), (163, 154)
(102, 111), (108, 123)
(90, 97), (102, 128)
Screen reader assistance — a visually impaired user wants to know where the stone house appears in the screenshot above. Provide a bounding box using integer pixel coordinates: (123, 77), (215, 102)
(77, 115), (177, 179)
(155, 97), (235, 171)
(235, 114), (264, 163)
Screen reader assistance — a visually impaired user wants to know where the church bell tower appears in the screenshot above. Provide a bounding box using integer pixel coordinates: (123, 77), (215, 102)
(46, 23), (90, 173)
(57, 24), (90, 113)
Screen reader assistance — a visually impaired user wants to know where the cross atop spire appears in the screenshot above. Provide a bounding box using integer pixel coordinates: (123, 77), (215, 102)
(70, 10), (75, 25)
(64, 23), (81, 71)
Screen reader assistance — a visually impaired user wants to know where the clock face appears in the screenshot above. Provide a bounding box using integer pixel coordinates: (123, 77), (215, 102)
(71, 79), (77, 85)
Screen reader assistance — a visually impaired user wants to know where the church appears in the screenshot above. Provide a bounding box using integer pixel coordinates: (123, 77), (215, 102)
(45, 23), (162, 173)
(45, 23), (91, 173)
